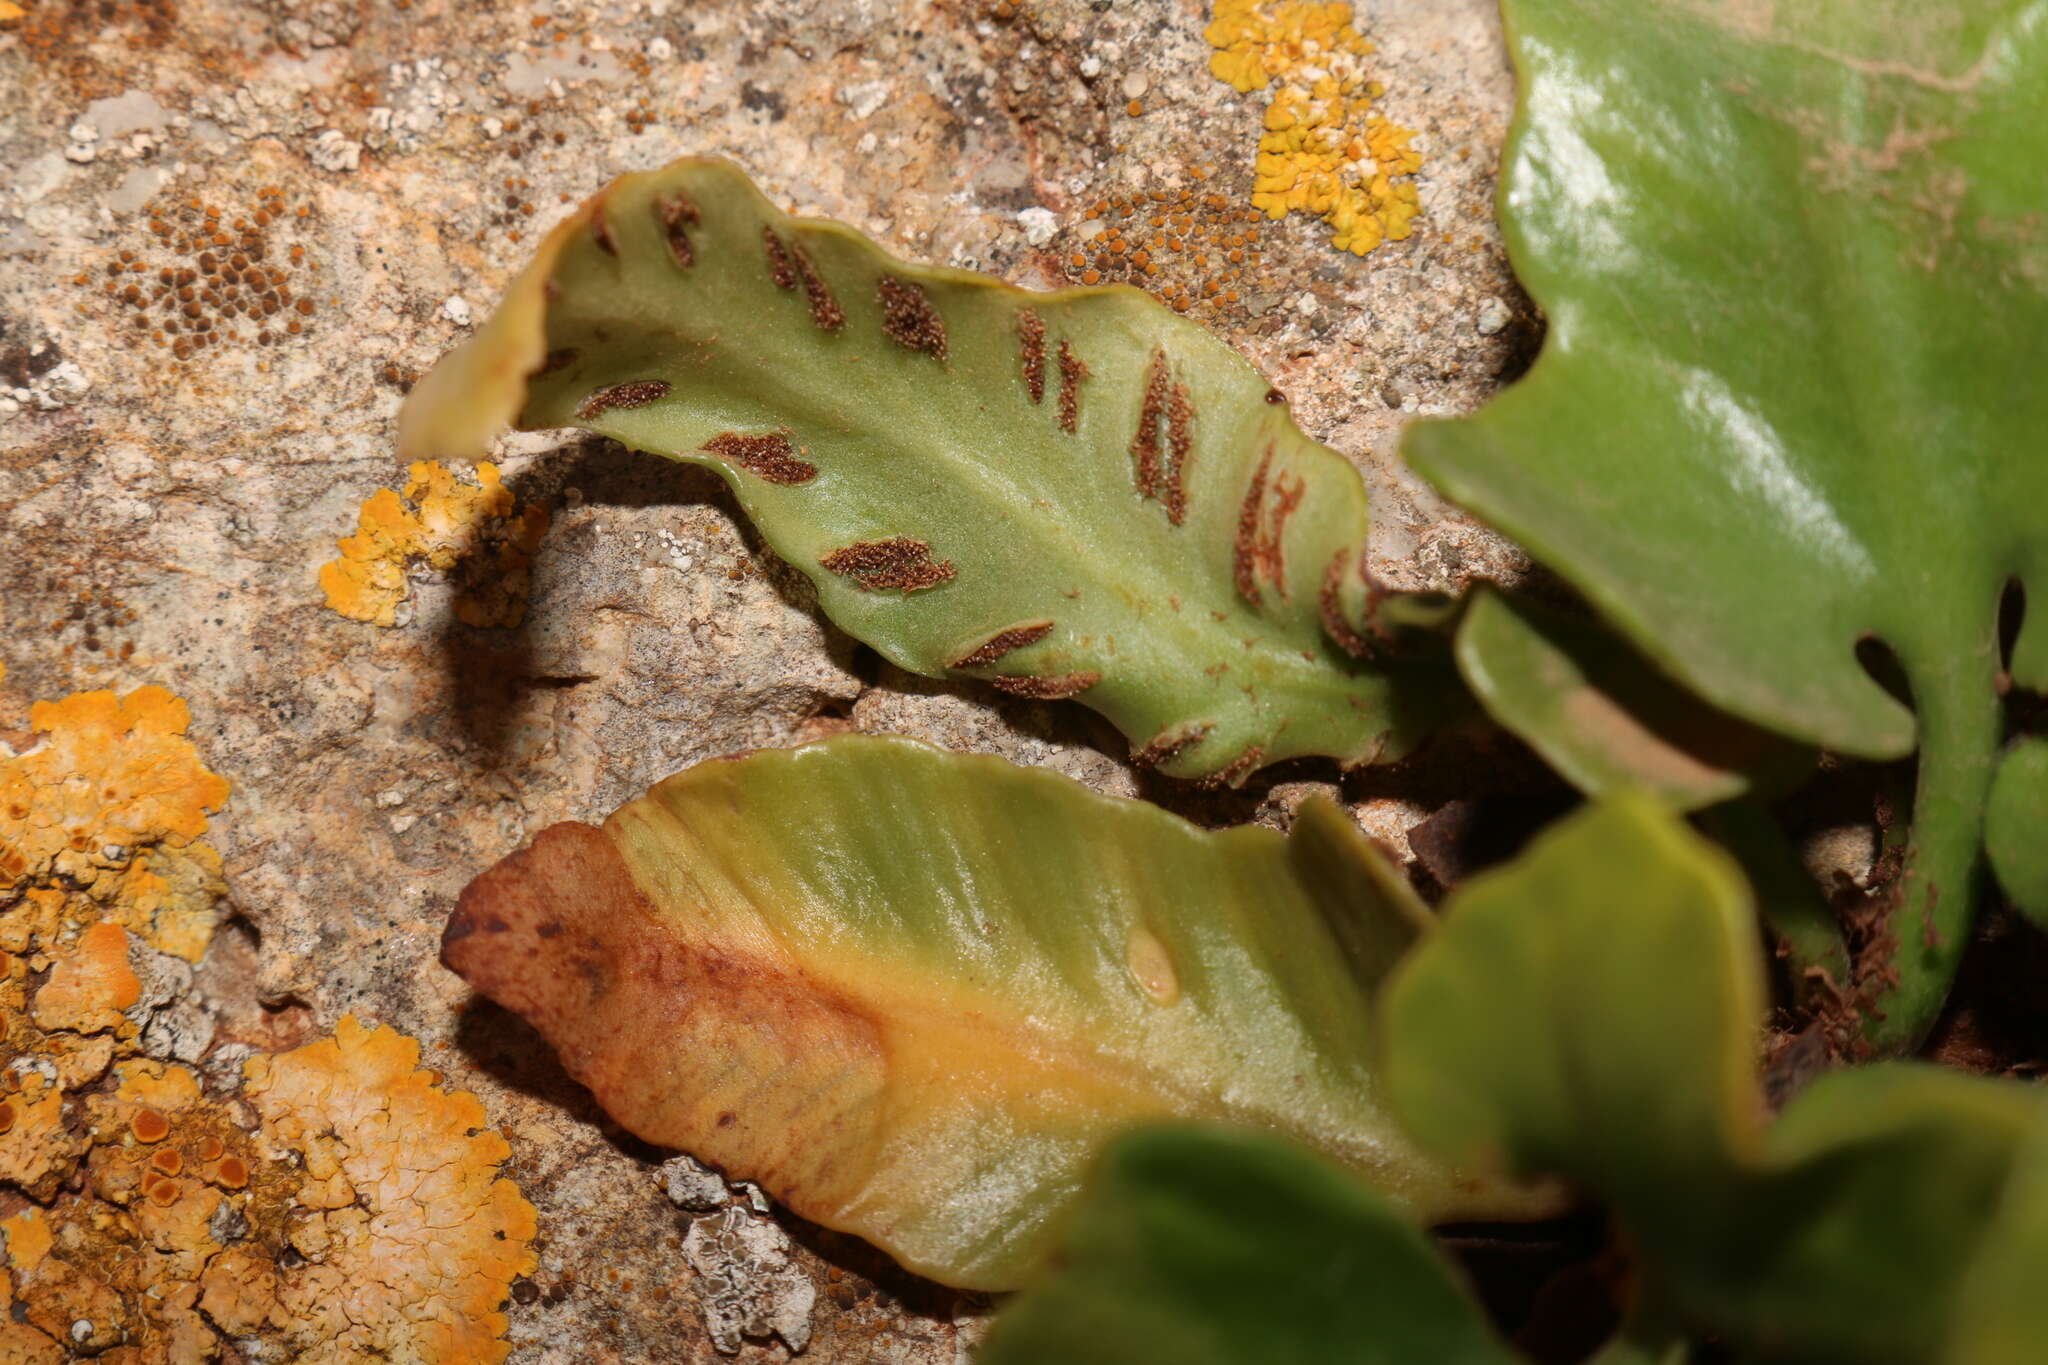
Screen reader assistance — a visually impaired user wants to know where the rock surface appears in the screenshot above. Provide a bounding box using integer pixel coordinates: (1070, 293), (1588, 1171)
(1, 0), (1536, 1359)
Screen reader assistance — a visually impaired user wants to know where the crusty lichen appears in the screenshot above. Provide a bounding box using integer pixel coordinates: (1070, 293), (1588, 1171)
(1205, 0), (1424, 255)
(30, 920), (140, 1035)
(2, 1013), (537, 1363)
(0, 678), (534, 1362)
(318, 459), (551, 628)
(0, 685), (231, 963)
(236, 1015), (539, 1365)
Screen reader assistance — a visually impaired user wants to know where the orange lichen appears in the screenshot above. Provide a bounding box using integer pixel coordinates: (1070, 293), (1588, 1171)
(1060, 173), (1274, 319)
(130, 1106), (170, 1143)
(0, 1075), (83, 1197)
(0, 684), (231, 962)
(1, 1208), (53, 1272)
(109, 1056), (206, 1115)
(30, 921), (141, 1034)
(237, 1016), (538, 1364)
(85, 184), (324, 364)
(1, 1024), (534, 1364)
(318, 460), (551, 628)
(1205, 0), (1424, 255)
(0, 677), (532, 1362)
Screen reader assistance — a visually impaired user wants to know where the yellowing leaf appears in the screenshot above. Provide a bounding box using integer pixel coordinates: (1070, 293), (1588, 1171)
(441, 737), (1553, 1289)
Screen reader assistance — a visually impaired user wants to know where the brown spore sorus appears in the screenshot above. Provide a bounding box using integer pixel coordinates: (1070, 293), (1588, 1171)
(1129, 722), (1214, 770)
(1317, 548), (1383, 659)
(701, 432), (817, 486)
(1129, 352), (1194, 524)
(1199, 745), (1267, 790)
(1017, 309), (1047, 404)
(762, 225), (799, 289)
(1234, 448), (1304, 606)
(589, 200), (619, 255)
(951, 621), (1055, 669)
(988, 671), (1101, 700)
(656, 191), (700, 267)
(877, 275), (948, 359)
(761, 227), (843, 330)
(1057, 340), (1088, 434)
(576, 380), (671, 419)
(819, 538), (955, 592)
(793, 244), (843, 331)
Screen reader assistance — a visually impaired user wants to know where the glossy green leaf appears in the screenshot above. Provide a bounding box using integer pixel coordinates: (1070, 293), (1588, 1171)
(441, 737), (1550, 1290)
(977, 1125), (1518, 1365)
(1384, 793), (2048, 1365)
(1454, 587), (1804, 812)
(1985, 737), (2048, 926)
(1405, 0), (2048, 1046)
(402, 158), (1454, 782)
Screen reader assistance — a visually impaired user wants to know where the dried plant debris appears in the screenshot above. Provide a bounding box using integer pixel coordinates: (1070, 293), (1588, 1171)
(441, 736), (1555, 1291)
(1205, 2), (1425, 255)
(400, 157), (1460, 784)
(318, 460), (551, 629)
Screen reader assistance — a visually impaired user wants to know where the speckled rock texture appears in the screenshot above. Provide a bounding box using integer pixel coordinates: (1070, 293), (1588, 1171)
(1, 1), (1537, 1359)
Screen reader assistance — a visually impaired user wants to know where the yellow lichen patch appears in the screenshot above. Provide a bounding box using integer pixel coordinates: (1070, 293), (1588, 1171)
(239, 1016), (538, 1365)
(30, 920), (140, 1034)
(0, 1075), (84, 1200)
(1205, 0), (1424, 255)
(105, 1056), (207, 1121)
(0, 675), (533, 1357)
(0, 949), (118, 1094)
(0, 684), (231, 962)
(319, 460), (551, 629)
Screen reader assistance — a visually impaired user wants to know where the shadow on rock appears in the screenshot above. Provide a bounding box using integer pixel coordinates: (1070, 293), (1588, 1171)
(451, 991), (666, 1163)
(432, 436), (863, 768)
